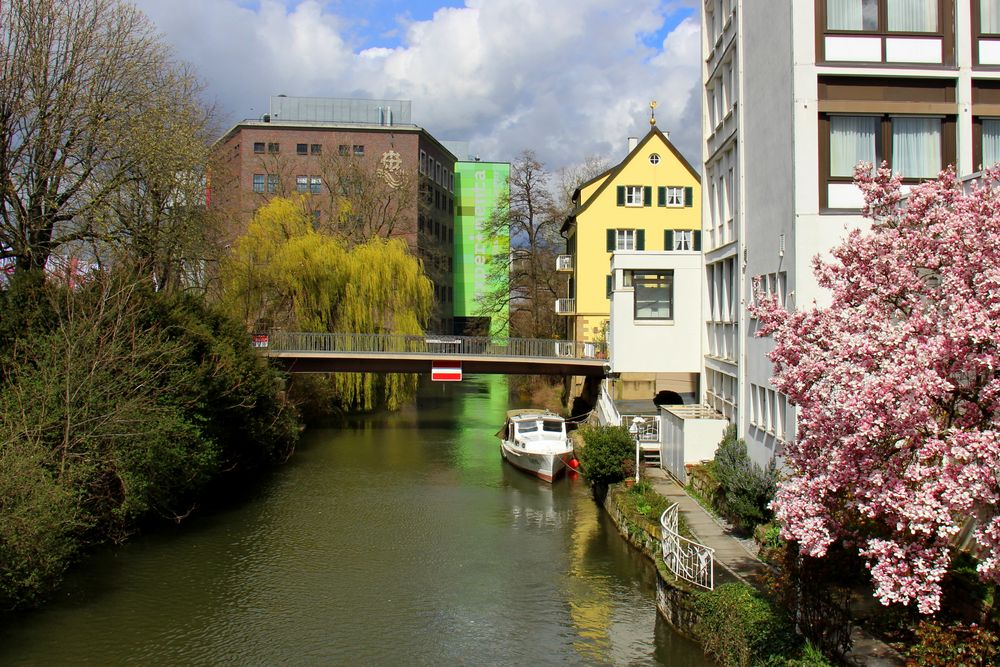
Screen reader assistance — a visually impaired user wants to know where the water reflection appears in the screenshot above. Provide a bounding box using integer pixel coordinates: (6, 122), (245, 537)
(0, 375), (710, 666)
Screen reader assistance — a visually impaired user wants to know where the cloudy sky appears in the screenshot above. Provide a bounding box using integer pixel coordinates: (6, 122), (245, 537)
(134, 0), (701, 172)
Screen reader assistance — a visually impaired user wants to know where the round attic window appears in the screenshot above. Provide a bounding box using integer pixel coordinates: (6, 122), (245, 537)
(649, 153), (661, 165)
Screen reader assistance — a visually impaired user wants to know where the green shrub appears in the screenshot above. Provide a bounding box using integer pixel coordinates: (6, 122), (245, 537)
(576, 424), (633, 487)
(693, 582), (800, 667)
(907, 621), (1000, 666)
(713, 425), (777, 531)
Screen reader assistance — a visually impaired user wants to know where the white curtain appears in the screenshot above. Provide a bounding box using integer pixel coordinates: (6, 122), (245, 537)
(830, 116), (877, 177)
(892, 117), (941, 178)
(983, 0), (1000, 34)
(983, 119), (1000, 168)
(827, 0), (862, 29)
(888, 0), (937, 32)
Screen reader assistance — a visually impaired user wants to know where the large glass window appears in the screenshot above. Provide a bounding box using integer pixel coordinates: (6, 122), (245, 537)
(633, 271), (674, 320)
(827, 0), (936, 32)
(892, 116), (941, 178)
(984, 119), (1000, 168)
(267, 174), (279, 193)
(252, 174), (265, 193)
(296, 175), (308, 193)
(830, 116), (878, 177)
(984, 0), (1000, 34)
(827, 0), (878, 30)
(310, 176), (322, 194)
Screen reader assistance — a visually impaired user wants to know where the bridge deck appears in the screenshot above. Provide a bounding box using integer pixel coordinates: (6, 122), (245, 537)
(260, 332), (608, 376)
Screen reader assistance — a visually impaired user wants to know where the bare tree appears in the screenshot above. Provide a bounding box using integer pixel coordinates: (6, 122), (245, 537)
(0, 0), (213, 278)
(476, 150), (564, 340)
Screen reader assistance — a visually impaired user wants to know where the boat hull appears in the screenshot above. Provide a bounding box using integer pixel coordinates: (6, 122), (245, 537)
(500, 441), (569, 483)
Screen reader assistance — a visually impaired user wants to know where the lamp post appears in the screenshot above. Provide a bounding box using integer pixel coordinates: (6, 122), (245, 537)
(629, 416), (644, 484)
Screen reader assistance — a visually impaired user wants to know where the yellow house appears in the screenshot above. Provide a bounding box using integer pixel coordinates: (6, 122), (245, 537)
(559, 125), (701, 346)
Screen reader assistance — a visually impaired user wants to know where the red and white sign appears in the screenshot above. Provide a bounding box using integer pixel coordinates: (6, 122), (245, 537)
(431, 361), (462, 382)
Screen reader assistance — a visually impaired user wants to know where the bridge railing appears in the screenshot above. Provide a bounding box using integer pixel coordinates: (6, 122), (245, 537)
(265, 331), (608, 360)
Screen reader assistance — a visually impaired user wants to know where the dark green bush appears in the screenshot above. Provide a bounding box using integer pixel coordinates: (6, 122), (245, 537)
(576, 424), (633, 486)
(693, 582), (800, 667)
(713, 425), (777, 531)
(907, 620), (1000, 666)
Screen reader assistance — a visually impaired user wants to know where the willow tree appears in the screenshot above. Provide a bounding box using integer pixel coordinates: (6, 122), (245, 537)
(220, 197), (433, 410)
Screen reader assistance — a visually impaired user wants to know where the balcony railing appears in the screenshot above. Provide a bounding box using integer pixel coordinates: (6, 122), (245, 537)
(554, 298), (576, 315)
(556, 254), (574, 271)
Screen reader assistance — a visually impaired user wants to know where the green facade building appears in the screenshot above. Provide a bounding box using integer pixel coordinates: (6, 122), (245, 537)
(453, 161), (510, 336)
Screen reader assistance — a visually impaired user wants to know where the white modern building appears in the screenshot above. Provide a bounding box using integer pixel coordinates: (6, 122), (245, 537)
(702, 0), (998, 467)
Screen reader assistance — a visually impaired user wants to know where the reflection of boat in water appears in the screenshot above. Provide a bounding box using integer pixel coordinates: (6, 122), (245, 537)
(497, 409), (573, 482)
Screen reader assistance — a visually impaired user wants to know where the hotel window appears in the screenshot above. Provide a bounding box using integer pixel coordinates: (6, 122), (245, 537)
(267, 174), (279, 193)
(827, 114), (944, 181)
(296, 176), (308, 193)
(310, 176), (322, 194)
(297, 143), (308, 155)
(267, 142), (279, 154)
(983, 119), (1000, 167)
(983, 0), (1000, 34)
(892, 116), (941, 178)
(633, 271), (674, 320)
(825, 0), (937, 32)
(252, 174), (265, 193)
(253, 142), (264, 154)
(310, 144), (322, 155)
(830, 116), (878, 177)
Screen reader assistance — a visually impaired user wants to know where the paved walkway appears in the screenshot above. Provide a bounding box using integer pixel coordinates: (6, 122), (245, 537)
(644, 467), (767, 585)
(644, 468), (904, 666)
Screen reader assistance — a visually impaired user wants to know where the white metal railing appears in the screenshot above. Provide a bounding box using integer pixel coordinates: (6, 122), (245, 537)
(556, 254), (574, 271)
(661, 504), (714, 590)
(621, 414), (659, 441)
(262, 331), (607, 360)
(596, 380), (620, 426)
(554, 298), (576, 314)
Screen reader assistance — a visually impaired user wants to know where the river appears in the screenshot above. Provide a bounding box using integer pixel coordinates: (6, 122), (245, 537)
(0, 376), (710, 666)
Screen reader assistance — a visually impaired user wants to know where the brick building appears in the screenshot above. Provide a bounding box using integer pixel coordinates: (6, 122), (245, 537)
(211, 96), (457, 332)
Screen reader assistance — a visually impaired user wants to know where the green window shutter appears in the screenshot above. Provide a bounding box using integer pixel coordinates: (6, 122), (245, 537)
(693, 230), (702, 251)
(684, 186), (694, 207)
(636, 229), (645, 250)
(606, 274), (612, 298)
(664, 230), (674, 251)
(616, 186), (625, 206)
(606, 229), (615, 252)
(657, 186), (666, 207)
(643, 186), (652, 207)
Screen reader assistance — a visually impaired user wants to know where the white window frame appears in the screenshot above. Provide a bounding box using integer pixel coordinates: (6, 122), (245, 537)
(616, 229), (636, 251)
(674, 230), (693, 251)
(666, 186), (684, 207)
(624, 185), (643, 207)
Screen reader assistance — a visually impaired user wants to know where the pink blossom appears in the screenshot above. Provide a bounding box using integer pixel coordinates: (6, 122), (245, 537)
(750, 163), (1000, 614)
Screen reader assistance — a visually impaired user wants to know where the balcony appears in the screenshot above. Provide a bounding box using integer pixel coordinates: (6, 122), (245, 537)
(554, 298), (576, 315)
(556, 254), (573, 272)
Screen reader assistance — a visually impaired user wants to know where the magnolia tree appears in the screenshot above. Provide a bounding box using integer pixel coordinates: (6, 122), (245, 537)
(751, 164), (1000, 614)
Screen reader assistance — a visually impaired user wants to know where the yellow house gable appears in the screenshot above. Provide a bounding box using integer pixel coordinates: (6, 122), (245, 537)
(562, 126), (702, 338)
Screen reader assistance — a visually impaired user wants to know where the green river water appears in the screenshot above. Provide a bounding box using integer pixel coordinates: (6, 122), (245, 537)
(0, 376), (710, 666)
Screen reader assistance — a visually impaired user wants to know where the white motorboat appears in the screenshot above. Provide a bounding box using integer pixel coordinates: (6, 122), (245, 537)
(497, 409), (573, 482)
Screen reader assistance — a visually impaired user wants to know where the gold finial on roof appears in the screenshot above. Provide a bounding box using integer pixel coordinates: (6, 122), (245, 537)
(650, 100), (658, 126)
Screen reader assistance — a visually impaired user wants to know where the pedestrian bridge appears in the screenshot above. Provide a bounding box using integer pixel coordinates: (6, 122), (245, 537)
(259, 331), (609, 376)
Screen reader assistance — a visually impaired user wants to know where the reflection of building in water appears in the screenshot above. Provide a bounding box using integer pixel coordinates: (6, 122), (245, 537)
(506, 478), (570, 530)
(565, 491), (614, 663)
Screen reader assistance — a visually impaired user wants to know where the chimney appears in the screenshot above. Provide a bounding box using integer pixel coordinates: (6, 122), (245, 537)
(627, 136), (638, 152)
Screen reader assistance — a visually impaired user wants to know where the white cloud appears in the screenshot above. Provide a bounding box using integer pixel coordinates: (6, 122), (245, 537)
(135, 0), (702, 172)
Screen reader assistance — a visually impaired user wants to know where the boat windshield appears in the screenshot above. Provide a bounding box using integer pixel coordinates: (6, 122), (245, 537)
(518, 421), (539, 434)
(542, 420), (563, 433)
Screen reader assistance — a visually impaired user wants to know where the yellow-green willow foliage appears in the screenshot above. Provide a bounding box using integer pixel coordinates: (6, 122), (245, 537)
(220, 197), (433, 411)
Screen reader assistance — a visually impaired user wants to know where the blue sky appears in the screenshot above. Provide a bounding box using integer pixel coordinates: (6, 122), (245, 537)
(136, 0), (702, 170)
